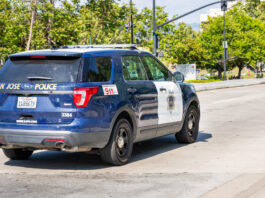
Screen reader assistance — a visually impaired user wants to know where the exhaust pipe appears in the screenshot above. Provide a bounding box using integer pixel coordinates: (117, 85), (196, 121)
(55, 141), (65, 149)
(55, 142), (91, 152)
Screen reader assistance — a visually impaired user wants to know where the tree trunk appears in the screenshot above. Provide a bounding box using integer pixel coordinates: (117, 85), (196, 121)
(26, 0), (37, 51)
(47, 0), (55, 47)
(237, 66), (243, 79)
(218, 68), (222, 79)
(47, 17), (52, 46)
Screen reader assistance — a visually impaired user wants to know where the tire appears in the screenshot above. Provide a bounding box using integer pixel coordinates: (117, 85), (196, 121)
(175, 105), (199, 143)
(2, 148), (33, 160)
(100, 118), (133, 166)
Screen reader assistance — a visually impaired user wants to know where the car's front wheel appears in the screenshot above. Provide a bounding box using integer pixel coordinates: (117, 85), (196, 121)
(2, 148), (33, 160)
(100, 118), (133, 166)
(175, 105), (199, 143)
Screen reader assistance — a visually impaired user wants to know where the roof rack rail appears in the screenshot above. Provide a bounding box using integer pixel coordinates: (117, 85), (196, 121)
(60, 44), (138, 50)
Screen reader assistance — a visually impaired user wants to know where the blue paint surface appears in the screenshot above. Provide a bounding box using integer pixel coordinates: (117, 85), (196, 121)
(0, 49), (199, 147)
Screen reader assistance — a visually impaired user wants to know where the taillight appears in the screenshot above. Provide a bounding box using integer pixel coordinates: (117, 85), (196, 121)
(73, 87), (99, 108)
(45, 138), (65, 142)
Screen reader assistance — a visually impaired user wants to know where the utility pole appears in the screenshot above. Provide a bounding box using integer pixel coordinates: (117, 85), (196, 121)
(223, 12), (227, 80)
(153, 0), (156, 56)
(130, 0), (134, 44)
(221, 0), (228, 80)
(152, 0), (235, 57)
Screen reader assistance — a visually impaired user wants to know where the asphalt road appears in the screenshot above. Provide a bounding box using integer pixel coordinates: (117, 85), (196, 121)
(0, 84), (265, 198)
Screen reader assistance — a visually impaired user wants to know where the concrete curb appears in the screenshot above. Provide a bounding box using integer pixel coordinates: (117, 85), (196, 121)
(192, 79), (265, 92)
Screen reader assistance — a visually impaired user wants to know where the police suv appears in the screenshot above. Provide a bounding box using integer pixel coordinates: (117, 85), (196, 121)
(0, 45), (200, 165)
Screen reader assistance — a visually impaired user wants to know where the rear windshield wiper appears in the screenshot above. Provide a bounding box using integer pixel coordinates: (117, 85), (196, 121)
(27, 76), (53, 81)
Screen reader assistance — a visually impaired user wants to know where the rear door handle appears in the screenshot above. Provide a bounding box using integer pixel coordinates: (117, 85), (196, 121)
(128, 88), (137, 93)
(160, 88), (167, 92)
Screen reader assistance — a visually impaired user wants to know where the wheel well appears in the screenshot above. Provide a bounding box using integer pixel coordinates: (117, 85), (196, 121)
(190, 101), (198, 109)
(189, 101), (200, 117)
(116, 111), (135, 138)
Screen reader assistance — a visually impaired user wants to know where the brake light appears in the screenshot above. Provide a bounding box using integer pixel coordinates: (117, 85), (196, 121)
(0, 136), (4, 139)
(73, 87), (99, 108)
(45, 138), (65, 142)
(30, 56), (46, 59)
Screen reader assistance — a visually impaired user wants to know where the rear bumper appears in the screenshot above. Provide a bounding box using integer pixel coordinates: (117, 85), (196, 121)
(0, 128), (110, 149)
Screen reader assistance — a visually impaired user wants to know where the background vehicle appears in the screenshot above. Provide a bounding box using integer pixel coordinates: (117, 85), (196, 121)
(0, 45), (200, 165)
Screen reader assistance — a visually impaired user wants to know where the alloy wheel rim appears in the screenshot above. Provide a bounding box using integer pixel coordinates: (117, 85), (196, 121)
(187, 112), (196, 137)
(115, 127), (129, 158)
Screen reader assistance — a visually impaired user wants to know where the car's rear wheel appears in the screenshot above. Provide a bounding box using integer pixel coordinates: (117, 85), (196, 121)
(100, 118), (133, 166)
(175, 105), (199, 143)
(2, 148), (33, 160)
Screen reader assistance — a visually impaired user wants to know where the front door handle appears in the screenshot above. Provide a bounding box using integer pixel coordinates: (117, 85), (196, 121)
(160, 87), (167, 92)
(128, 87), (137, 93)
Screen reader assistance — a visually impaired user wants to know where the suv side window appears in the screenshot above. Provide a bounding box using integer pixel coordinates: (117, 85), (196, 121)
(83, 57), (112, 82)
(122, 56), (148, 81)
(141, 56), (171, 81)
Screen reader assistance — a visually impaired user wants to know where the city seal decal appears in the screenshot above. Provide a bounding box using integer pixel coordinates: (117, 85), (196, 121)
(167, 90), (175, 113)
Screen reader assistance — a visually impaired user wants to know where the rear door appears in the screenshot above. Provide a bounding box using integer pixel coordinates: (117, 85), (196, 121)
(0, 56), (81, 124)
(121, 55), (158, 140)
(141, 55), (183, 136)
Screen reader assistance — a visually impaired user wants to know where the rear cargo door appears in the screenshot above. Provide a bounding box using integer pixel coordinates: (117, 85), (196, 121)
(0, 56), (81, 124)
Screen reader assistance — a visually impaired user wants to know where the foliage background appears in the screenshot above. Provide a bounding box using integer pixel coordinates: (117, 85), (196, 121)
(0, 0), (264, 78)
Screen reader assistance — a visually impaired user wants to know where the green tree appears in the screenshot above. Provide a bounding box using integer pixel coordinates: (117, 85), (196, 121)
(0, 0), (82, 63)
(240, 0), (265, 20)
(0, 0), (30, 61)
(199, 7), (265, 79)
(133, 6), (175, 50)
(31, 0), (81, 48)
(199, 16), (228, 78)
(228, 8), (265, 78)
(133, 6), (202, 69)
(78, 0), (129, 44)
(161, 23), (204, 67)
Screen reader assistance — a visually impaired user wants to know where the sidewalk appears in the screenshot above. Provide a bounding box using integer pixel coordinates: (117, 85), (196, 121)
(193, 78), (265, 92)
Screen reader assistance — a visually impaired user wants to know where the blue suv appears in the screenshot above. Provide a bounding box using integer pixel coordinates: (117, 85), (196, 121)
(0, 45), (200, 165)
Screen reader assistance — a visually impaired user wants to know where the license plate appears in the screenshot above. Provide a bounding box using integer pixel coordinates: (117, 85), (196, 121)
(17, 97), (37, 109)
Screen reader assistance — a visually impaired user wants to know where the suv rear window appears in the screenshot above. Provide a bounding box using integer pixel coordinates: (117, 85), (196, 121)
(82, 57), (112, 82)
(0, 57), (81, 83)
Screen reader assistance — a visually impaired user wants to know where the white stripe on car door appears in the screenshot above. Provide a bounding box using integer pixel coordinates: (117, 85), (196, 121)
(154, 81), (183, 124)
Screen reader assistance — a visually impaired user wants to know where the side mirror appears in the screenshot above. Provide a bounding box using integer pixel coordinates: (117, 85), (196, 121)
(173, 71), (185, 83)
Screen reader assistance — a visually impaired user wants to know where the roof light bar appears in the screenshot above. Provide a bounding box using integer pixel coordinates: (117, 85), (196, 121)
(60, 44), (138, 49)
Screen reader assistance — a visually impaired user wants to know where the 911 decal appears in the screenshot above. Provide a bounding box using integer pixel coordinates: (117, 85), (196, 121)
(102, 84), (118, 95)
